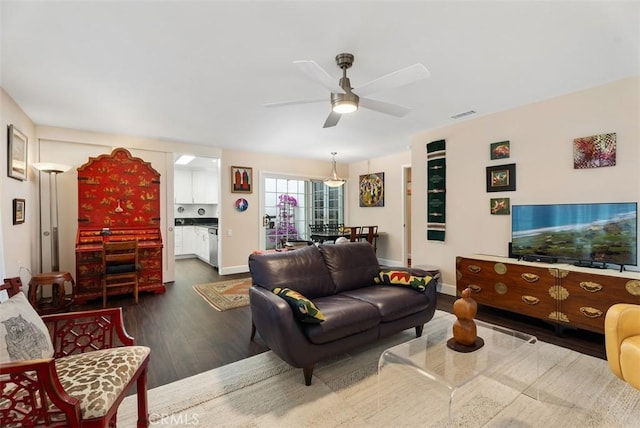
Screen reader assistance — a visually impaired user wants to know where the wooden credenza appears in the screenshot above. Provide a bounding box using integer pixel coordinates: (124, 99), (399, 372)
(75, 227), (164, 304)
(456, 255), (640, 334)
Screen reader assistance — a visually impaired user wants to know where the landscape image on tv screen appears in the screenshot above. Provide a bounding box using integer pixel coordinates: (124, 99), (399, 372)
(512, 202), (638, 266)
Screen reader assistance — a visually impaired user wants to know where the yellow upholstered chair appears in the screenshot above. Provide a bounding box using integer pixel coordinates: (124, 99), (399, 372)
(604, 303), (640, 390)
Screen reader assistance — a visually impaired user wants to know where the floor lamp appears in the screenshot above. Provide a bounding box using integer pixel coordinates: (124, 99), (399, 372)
(32, 162), (71, 272)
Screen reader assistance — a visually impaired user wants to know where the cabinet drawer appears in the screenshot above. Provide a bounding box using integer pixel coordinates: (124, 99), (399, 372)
(456, 257), (557, 321)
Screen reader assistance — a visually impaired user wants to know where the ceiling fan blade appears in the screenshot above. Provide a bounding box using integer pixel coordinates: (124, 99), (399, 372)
(264, 98), (326, 108)
(354, 64), (430, 97)
(323, 111), (341, 128)
(359, 97), (411, 117)
(294, 60), (346, 94)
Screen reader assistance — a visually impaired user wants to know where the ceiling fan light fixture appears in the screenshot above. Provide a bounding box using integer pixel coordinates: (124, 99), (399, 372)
(323, 152), (346, 187)
(331, 92), (359, 114)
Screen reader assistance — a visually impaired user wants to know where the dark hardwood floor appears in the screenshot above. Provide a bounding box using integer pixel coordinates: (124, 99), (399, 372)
(73, 258), (606, 391)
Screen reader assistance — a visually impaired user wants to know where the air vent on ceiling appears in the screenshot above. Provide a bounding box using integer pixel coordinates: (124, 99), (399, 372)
(450, 110), (477, 119)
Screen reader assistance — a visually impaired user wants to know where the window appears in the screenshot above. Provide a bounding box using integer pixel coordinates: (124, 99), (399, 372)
(263, 177), (343, 249)
(310, 181), (344, 228)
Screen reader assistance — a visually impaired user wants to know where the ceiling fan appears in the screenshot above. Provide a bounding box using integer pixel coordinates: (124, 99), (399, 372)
(264, 53), (430, 128)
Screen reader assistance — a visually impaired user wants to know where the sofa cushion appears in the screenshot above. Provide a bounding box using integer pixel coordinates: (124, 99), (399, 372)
(0, 292), (54, 363)
(302, 295), (380, 345)
(249, 245), (336, 298)
(342, 286), (432, 322)
(273, 287), (325, 323)
(374, 269), (432, 292)
(318, 242), (380, 293)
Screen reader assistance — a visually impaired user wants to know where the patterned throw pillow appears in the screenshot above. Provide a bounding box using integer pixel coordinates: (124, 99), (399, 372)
(273, 287), (325, 323)
(0, 292), (55, 363)
(374, 269), (432, 292)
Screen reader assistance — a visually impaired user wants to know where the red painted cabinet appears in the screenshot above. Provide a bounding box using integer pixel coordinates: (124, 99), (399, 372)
(74, 148), (165, 303)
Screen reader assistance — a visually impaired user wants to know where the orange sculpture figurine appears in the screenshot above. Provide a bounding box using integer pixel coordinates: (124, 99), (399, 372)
(447, 287), (484, 352)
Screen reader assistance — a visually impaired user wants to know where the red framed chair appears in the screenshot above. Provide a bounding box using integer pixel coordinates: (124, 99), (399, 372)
(0, 277), (150, 427)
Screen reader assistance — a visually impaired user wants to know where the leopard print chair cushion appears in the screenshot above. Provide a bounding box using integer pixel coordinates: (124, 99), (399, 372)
(55, 345), (150, 419)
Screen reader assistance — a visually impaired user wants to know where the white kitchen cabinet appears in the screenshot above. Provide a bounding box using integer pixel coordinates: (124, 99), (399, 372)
(174, 169), (193, 204)
(194, 226), (209, 261)
(175, 168), (219, 204)
(192, 169), (218, 204)
(182, 226), (196, 255)
(175, 226), (196, 256)
(174, 227), (183, 255)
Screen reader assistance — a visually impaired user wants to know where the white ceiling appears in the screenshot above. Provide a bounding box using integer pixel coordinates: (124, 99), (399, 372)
(1, 1), (639, 163)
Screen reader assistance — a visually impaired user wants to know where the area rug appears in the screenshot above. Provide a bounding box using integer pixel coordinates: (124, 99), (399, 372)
(193, 278), (252, 311)
(117, 311), (640, 427)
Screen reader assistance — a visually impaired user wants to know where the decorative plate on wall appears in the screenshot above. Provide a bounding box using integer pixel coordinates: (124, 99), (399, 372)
(235, 198), (249, 212)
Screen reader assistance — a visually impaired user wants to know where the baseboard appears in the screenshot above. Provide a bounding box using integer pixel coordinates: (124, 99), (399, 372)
(439, 282), (456, 296)
(377, 257), (404, 267)
(219, 265), (250, 276)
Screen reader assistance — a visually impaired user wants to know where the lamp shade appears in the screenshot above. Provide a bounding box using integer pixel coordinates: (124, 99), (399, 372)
(323, 152), (346, 187)
(32, 162), (71, 174)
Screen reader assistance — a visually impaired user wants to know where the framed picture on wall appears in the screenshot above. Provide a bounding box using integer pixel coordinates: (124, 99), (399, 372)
(490, 140), (510, 160)
(490, 197), (510, 215)
(486, 163), (516, 192)
(8, 124), (28, 181)
(231, 166), (252, 193)
(13, 198), (25, 224)
(359, 172), (385, 207)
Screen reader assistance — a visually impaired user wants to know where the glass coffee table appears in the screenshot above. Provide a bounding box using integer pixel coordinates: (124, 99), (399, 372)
(377, 319), (538, 426)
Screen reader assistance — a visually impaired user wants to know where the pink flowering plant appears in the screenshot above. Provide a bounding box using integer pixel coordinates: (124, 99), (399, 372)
(267, 194), (299, 245)
(277, 194), (298, 207)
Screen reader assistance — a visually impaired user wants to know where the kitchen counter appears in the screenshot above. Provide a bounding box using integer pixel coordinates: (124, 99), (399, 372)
(175, 217), (218, 227)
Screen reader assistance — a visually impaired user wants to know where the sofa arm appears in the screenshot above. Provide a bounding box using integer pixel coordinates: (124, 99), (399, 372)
(249, 286), (316, 368)
(43, 307), (135, 358)
(0, 358), (82, 425)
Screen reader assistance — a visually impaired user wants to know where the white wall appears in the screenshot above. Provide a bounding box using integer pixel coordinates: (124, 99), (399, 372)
(0, 89), (38, 285)
(347, 151), (411, 266)
(411, 76), (640, 295)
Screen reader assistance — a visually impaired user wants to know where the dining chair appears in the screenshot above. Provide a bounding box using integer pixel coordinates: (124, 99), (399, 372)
(341, 226), (362, 242)
(360, 225), (378, 252)
(102, 240), (140, 308)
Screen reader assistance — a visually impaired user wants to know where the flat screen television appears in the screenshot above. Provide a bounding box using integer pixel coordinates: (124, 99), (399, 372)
(511, 202), (638, 267)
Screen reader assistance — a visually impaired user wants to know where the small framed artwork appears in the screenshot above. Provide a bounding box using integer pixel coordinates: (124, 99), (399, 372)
(486, 163), (516, 192)
(359, 172), (385, 207)
(231, 166), (252, 193)
(573, 132), (616, 169)
(490, 140), (510, 160)
(490, 197), (510, 215)
(8, 124), (28, 181)
(13, 198), (25, 224)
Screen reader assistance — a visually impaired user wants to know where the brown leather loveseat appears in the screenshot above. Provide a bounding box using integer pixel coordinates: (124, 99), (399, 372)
(248, 242), (438, 385)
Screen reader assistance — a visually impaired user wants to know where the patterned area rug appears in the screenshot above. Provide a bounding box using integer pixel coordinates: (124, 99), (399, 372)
(193, 278), (252, 311)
